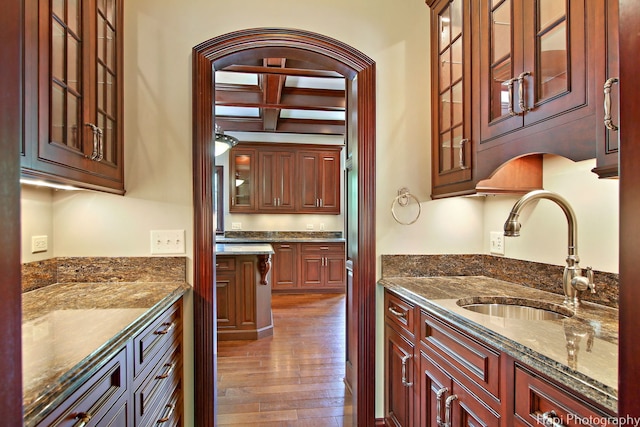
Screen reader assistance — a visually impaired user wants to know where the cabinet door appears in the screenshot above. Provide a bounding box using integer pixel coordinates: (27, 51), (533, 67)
(593, 0), (620, 178)
(431, 0), (473, 195)
(480, 0), (591, 143)
(421, 350), (501, 427)
(384, 324), (416, 427)
(26, 0), (124, 193)
(300, 254), (323, 287)
(216, 272), (237, 328)
(272, 243), (298, 290)
(229, 148), (256, 212)
(324, 253), (346, 287)
(297, 149), (341, 214)
(258, 150), (295, 211)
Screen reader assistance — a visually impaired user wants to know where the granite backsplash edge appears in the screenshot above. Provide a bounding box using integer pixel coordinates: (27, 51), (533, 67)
(22, 256), (187, 292)
(381, 254), (619, 309)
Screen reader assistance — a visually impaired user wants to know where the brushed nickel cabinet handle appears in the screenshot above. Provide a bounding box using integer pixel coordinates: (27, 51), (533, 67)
(72, 413), (92, 427)
(401, 354), (413, 387)
(604, 77), (619, 131)
(444, 394), (458, 427)
(458, 138), (469, 169)
(518, 71), (532, 113)
(85, 123), (103, 161)
(436, 387), (449, 427)
(157, 404), (176, 423)
(154, 322), (175, 335)
(502, 77), (517, 116)
(387, 306), (406, 318)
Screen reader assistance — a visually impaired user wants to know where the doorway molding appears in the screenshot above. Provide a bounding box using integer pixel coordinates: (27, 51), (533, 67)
(192, 28), (376, 426)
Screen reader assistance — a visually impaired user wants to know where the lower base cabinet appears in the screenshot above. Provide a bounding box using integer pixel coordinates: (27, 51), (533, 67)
(272, 242), (346, 293)
(384, 289), (613, 427)
(35, 299), (184, 427)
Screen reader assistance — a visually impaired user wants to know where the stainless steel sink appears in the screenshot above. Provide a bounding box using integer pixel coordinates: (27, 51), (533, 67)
(456, 296), (574, 321)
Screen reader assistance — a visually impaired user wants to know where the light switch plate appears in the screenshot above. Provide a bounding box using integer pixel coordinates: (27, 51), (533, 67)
(150, 230), (186, 254)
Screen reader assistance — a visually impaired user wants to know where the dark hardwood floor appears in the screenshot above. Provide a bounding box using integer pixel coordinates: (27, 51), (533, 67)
(216, 293), (353, 426)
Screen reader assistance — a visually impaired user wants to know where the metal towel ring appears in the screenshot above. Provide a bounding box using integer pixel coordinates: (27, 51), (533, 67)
(391, 188), (421, 225)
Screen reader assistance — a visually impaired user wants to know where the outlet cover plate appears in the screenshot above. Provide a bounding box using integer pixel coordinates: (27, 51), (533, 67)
(31, 235), (48, 253)
(490, 231), (505, 255)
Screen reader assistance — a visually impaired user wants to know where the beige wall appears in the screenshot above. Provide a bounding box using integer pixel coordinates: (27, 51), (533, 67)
(20, 0), (619, 422)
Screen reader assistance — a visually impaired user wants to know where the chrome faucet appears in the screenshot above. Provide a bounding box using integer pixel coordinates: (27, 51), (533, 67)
(503, 190), (595, 308)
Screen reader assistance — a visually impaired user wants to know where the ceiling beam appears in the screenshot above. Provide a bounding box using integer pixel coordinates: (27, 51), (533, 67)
(261, 58), (286, 132)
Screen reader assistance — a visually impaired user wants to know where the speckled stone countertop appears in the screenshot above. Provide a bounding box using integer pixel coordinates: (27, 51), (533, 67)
(22, 280), (190, 425)
(379, 276), (618, 413)
(217, 230), (345, 243)
(215, 243), (275, 255)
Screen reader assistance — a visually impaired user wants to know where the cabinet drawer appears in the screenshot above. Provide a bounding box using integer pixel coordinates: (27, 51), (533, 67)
(216, 256), (236, 271)
(420, 310), (501, 400)
(134, 301), (182, 379)
(384, 290), (416, 338)
(301, 243), (344, 254)
(514, 365), (612, 426)
(135, 336), (182, 427)
(36, 346), (128, 427)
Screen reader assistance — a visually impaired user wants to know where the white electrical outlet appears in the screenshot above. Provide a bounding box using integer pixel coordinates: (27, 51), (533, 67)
(490, 231), (505, 255)
(306, 224), (314, 230)
(231, 222), (242, 230)
(150, 230), (186, 254)
(31, 235), (48, 253)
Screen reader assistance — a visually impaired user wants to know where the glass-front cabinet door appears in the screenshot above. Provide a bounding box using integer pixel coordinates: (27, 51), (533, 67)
(479, 0), (589, 144)
(430, 0), (473, 197)
(229, 148), (256, 212)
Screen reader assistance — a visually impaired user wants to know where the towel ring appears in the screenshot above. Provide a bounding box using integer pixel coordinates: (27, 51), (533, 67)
(391, 188), (421, 225)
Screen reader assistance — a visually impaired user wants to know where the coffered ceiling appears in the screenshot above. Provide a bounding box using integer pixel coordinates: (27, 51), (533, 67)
(214, 57), (346, 144)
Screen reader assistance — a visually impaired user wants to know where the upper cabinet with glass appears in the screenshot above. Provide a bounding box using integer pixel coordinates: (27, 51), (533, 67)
(474, 0), (605, 178)
(22, 0), (125, 194)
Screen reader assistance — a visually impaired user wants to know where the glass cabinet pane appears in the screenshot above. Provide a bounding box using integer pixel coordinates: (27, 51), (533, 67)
(537, 0), (568, 101)
(490, 0), (513, 122)
(232, 152), (254, 208)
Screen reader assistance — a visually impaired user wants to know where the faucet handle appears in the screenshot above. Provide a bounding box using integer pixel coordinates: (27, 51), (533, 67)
(571, 266), (595, 294)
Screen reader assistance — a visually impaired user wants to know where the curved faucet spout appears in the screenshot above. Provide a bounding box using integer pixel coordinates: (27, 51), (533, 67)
(503, 190), (593, 308)
(503, 190), (578, 260)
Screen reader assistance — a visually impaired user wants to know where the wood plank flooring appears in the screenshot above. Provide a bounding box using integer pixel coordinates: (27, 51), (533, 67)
(216, 293), (353, 426)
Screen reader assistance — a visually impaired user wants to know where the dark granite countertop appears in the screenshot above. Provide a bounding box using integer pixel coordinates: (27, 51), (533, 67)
(22, 280), (190, 425)
(379, 276), (618, 414)
(215, 243), (275, 255)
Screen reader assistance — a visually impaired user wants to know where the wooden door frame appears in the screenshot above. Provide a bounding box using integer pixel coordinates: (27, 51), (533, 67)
(192, 28), (376, 426)
(1, 0), (24, 424)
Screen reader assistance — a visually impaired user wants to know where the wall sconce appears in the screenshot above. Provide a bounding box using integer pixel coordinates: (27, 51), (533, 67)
(215, 124), (239, 156)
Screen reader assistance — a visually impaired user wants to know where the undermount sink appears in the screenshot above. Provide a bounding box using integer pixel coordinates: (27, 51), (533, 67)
(456, 296), (574, 321)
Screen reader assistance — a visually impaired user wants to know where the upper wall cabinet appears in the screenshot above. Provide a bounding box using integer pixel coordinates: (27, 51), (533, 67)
(229, 143), (342, 215)
(430, 0), (542, 198)
(22, 0), (125, 194)
(473, 0), (609, 179)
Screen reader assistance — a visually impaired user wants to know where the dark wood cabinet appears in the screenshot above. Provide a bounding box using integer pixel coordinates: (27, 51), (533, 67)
(34, 299), (184, 427)
(298, 150), (341, 214)
(593, 0), (620, 178)
(215, 254), (274, 340)
(271, 243), (299, 290)
(384, 289), (613, 427)
(429, 0), (543, 198)
(300, 243), (345, 290)
(258, 150), (296, 211)
(229, 144), (342, 214)
(384, 290), (417, 427)
(23, 0), (125, 194)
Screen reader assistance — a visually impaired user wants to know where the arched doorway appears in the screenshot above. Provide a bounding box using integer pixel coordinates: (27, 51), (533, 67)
(192, 28), (376, 426)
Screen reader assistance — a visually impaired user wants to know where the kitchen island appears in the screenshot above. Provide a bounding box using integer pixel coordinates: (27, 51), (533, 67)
(215, 243), (275, 340)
